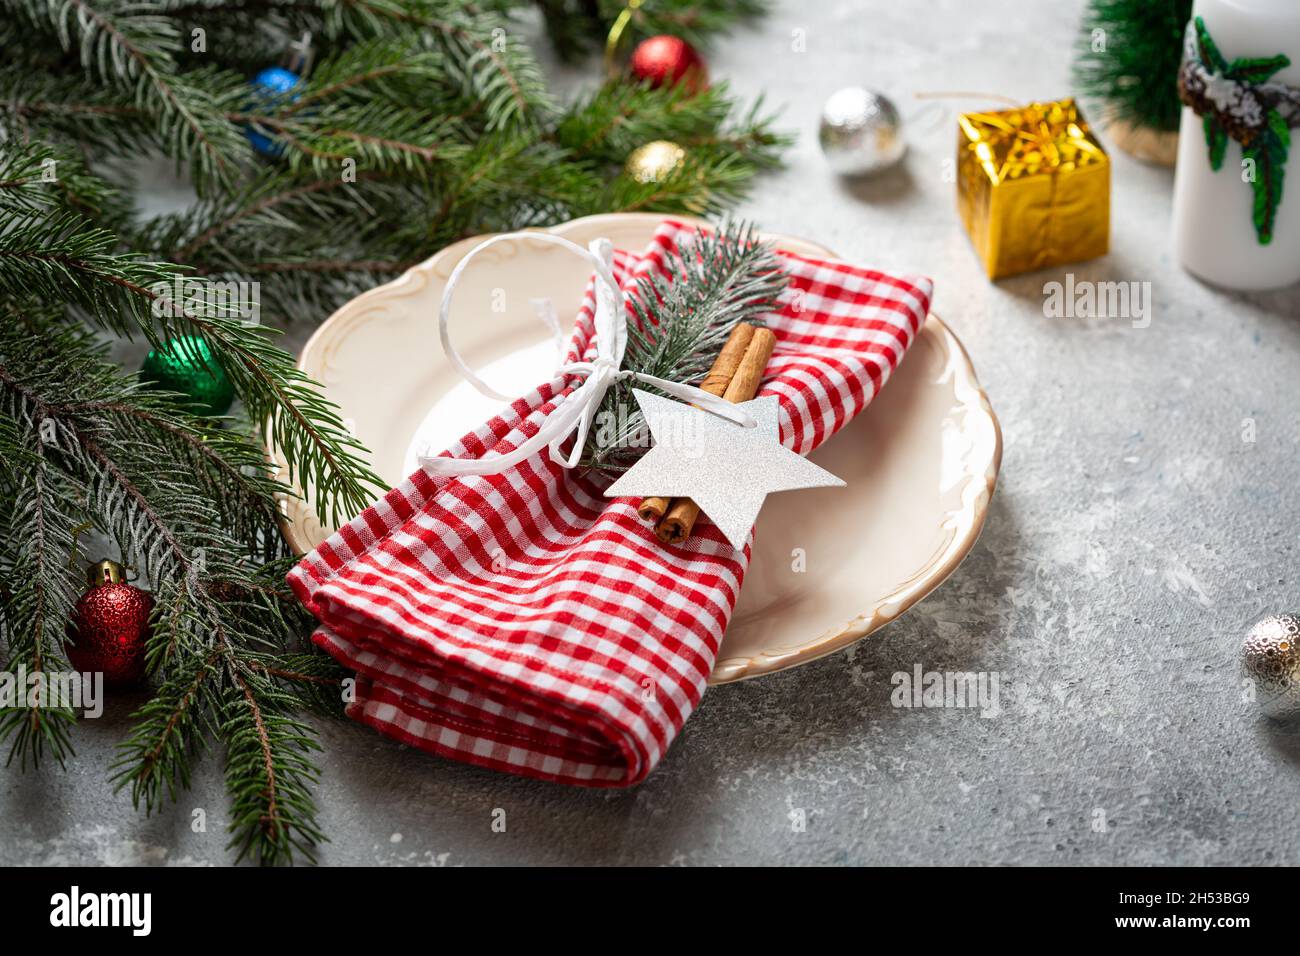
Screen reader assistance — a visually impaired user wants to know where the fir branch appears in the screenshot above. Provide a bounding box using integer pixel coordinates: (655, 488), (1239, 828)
(111, 647), (221, 806)
(162, 0), (326, 70)
(0, 213), (176, 321)
(143, 173), (421, 318)
(428, 130), (601, 240)
(582, 219), (787, 469)
(601, 149), (762, 217)
(7, 0), (254, 189)
(222, 664), (324, 864)
(0, 0), (785, 865)
(0, 314), (334, 862)
(558, 83), (788, 216)
(0, 143), (67, 214)
(161, 316), (384, 530)
(1182, 17), (1294, 244)
(557, 81), (786, 167)
(0, 210), (385, 526)
(242, 648), (347, 717)
(79, 399), (290, 559)
(227, 40), (468, 177)
(0, 416), (83, 770)
(0, 69), (157, 160)
(0, 141), (133, 248)
(325, 0), (555, 129)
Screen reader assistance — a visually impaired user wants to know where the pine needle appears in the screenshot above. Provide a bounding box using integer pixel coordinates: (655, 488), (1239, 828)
(581, 219), (788, 470)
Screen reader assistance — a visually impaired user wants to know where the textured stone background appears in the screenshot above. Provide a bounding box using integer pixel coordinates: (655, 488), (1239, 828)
(5, 0), (1300, 866)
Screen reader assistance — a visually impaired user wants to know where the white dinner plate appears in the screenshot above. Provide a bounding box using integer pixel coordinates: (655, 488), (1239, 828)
(271, 213), (1002, 683)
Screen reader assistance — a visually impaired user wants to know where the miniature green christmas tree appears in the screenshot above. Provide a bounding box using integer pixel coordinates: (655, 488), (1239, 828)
(1073, 0), (1193, 161)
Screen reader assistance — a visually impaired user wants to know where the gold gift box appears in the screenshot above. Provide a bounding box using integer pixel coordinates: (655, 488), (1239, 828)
(957, 98), (1110, 279)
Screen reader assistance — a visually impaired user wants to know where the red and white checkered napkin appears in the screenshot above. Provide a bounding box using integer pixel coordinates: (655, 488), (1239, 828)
(288, 220), (932, 787)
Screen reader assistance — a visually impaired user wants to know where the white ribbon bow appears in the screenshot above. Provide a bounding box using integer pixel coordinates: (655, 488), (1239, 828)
(420, 231), (755, 477)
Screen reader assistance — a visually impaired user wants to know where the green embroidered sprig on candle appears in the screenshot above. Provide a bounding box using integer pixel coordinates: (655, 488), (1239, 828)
(1178, 16), (1300, 244)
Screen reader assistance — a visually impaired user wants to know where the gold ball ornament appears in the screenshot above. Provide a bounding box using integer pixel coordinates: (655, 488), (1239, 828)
(1242, 614), (1300, 718)
(625, 140), (687, 184)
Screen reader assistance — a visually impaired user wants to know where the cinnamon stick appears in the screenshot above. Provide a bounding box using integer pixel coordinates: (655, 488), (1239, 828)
(636, 495), (672, 524)
(721, 327), (776, 403)
(656, 326), (777, 545)
(637, 322), (756, 524)
(700, 322), (756, 395)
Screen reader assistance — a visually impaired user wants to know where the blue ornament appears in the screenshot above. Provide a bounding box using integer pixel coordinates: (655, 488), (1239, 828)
(245, 66), (301, 157)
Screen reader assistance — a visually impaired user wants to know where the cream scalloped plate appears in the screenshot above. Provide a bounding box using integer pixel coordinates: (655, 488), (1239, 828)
(272, 213), (1001, 684)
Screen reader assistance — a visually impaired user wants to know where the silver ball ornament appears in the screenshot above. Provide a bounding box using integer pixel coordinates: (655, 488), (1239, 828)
(818, 87), (905, 176)
(1242, 614), (1300, 718)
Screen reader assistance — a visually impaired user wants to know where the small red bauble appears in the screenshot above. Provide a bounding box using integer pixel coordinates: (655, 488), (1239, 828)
(629, 35), (708, 95)
(65, 560), (153, 685)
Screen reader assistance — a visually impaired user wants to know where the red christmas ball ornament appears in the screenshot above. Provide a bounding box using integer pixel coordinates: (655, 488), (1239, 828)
(65, 560), (153, 685)
(629, 35), (707, 95)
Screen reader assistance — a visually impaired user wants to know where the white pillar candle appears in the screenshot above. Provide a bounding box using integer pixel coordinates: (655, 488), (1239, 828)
(1171, 0), (1300, 290)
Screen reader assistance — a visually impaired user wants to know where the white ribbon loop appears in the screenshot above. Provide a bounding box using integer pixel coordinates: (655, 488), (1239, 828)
(421, 231), (756, 478)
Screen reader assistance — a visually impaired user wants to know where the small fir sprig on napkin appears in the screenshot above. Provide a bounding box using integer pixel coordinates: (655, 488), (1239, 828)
(581, 220), (788, 471)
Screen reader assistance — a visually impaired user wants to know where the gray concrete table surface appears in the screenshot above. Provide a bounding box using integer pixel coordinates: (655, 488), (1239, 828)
(5, 0), (1299, 866)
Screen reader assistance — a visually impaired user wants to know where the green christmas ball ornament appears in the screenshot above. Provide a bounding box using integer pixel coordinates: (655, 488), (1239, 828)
(139, 336), (235, 416)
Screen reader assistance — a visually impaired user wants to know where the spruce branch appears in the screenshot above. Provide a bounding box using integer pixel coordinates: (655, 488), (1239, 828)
(226, 39), (467, 177)
(7, 0), (254, 189)
(137, 173), (419, 317)
(0, 0), (784, 865)
(602, 148), (761, 217)
(79, 400), (290, 559)
(242, 647), (347, 717)
(0, 69), (157, 160)
(222, 664), (324, 864)
(0, 415), (83, 770)
(560, 83), (788, 216)
(0, 210), (385, 526)
(582, 219), (787, 469)
(0, 212), (177, 321)
(0, 314), (336, 862)
(557, 81), (786, 167)
(111, 646), (221, 806)
(325, 0), (555, 129)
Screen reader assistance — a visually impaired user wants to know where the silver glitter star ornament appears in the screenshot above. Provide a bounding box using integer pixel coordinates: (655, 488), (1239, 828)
(605, 390), (844, 549)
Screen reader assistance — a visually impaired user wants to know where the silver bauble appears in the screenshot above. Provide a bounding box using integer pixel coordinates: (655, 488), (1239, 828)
(818, 87), (905, 176)
(1242, 614), (1300, 718)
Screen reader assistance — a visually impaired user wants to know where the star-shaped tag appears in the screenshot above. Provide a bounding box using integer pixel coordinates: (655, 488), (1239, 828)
(604, 390), (844, 549)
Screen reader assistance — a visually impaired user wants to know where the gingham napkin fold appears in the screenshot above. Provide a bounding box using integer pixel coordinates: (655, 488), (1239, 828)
(288, 220), (933, 787)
